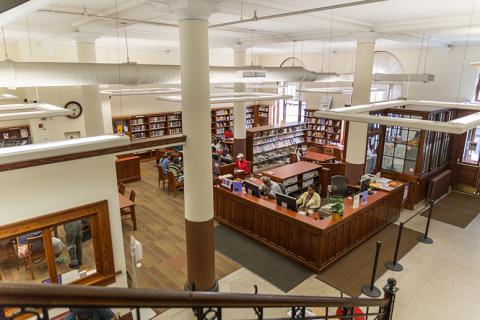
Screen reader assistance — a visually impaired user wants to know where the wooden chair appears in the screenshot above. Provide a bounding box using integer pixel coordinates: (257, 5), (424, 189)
(121, 190), (137, 230)
(0, 238), (19, 271)
(157, 165), (168, 191)
(167, 171), (184, 197)
(118, 183), (126, 195)
(289, 152), (298, 164)
(25, 235), (46, 280)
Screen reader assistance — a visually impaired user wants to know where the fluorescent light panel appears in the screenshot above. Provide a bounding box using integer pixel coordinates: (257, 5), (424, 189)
(0, 135), (130, 165)
(100, 88), (181, 96)
(0, 103), (72, 121)
(0, 93), (19, 101)
(314, 99), (480, 134)
(156, 92), (293, 104)
(215, 84), (288, 89)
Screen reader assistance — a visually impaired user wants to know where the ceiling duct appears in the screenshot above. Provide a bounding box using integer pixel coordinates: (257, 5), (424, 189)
(0, 61), (337, 88)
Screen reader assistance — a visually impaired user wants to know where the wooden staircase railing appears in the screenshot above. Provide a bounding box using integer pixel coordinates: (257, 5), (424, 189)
(0, 278), (398, 320)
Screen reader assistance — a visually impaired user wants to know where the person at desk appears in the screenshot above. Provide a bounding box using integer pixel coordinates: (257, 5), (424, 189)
(220, 147), (232, 163)
(294, 144), (307, 162)
(234, 153), (250, 174)
(213, 138), (223, 153)
(169, 157), (184, 182)
(259, 176), (283, 199)
(224, 129), (233, 140)
(296, 184), (321, 212)
(158, 153), (172, 174)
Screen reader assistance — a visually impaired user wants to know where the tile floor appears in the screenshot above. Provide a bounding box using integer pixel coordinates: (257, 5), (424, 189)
(155, 202), (480, 320)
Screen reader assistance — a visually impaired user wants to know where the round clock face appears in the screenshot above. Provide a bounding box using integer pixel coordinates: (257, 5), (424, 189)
(65, 101), (83, 119)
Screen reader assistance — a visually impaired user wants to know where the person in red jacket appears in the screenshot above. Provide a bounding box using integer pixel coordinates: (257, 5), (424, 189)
(234, 153), (250, 174)
(224, 129), (233, 140)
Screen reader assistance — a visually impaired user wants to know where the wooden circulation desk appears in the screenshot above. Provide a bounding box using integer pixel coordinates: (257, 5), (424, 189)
(214, 183), (405, 273)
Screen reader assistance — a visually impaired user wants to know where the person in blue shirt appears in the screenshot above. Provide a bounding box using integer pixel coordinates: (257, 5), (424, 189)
(65, 308), (115, 320)
(158, 153), (172, 174)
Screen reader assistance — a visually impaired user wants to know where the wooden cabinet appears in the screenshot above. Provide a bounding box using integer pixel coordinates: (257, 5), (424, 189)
(115, 156), (141, 183)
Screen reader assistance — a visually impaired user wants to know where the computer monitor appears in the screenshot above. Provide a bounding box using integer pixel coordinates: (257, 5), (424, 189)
(359, 178), (370, 192)
(221, 157), (232, 164)
(275, 192), (298, 211)
(244, 180), (260, 197)
(212, 153), (220, 160)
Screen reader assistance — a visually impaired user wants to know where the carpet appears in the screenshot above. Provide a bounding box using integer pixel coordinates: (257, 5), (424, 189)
(316, 224), (421, 297)
(214, 224), (313, 292)
(421, 191), (480, 228)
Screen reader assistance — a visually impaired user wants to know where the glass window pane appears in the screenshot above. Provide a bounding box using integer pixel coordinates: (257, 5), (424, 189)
(382, 156), (393, 170)
(384, 142), (394, 156)
(394, 143), (406, 158)
(406, 146), (418, 161)
(392, 158), (404, 172)
(403, 160), (416, 175)
(462, 127), (480, 164)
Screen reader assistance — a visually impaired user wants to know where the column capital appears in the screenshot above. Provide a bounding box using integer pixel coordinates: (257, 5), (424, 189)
(169, 0), (216, 20)
(350, 31), (380, 43)
(71, 32), (100, 44)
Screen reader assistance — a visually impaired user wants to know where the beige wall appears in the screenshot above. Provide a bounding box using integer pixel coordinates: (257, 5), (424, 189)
(0, 155), (127, 287)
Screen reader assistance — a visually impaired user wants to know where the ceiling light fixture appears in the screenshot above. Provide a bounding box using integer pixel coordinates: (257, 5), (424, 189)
(100, 88), (181, 96)
(314, 99), (480, 134)
(0, 135), (130, 165)
(0, 93), (19, 101)
(0, 103), (73, 121)
(156, 92), (293, 104)
(214, 84), (288, 90)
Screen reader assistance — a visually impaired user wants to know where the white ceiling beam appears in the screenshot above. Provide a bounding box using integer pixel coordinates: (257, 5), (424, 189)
(0, 0), (57, 27)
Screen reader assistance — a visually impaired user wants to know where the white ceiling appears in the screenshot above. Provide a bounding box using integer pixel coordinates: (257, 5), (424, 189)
(2, 0), (480, 54)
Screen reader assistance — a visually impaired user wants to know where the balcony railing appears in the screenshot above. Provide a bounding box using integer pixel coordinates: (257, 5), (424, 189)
(0, 278), (398, 320)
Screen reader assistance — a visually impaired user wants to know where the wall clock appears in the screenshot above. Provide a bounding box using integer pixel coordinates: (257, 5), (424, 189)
(64, 101), (83, 119)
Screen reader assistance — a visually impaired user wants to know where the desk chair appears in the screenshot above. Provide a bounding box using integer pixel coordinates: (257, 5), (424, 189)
(330, 175), (349, 197)
(118, 183), (126, 195)
(246, 161), (253, 175)
(157, 165), (168, 191)
(289, 152), (298, 164)
(0, 238), (19, 271)
(167, 171), (184, 198)
(121, 190), (137, 230)
(24, 235), (46, 280)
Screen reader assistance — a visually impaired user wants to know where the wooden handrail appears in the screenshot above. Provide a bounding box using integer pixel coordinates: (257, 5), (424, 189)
(0, 283), (389, 309)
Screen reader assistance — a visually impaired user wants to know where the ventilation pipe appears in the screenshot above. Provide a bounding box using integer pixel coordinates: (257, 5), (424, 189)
(0, 61), (338, 88)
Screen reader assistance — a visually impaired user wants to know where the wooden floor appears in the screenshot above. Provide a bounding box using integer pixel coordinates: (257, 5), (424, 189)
(122, 160), (240, 289)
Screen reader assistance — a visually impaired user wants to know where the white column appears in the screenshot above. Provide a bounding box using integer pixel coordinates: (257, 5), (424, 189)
(345, 35), (376, 183)
(74, 33), (108, 136)
(233, 47), (247, 156)
(177, 0), (216, 291)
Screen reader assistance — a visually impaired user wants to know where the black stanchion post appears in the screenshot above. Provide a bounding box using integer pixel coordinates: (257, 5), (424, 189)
(361, 241), (382, 297)
(385, 222), (404, 272)
(418, 200), (434, 244)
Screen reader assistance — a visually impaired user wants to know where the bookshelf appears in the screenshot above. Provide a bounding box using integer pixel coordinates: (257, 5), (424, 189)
(251, 104), (271, 127)
(0, 126), (31, 148)
(246, 106), (254, 129)
(112, 111), (182, 141)
(246, 122), (306, 172)
(211, 107), (234, 138)
(304, 109), (343, 146)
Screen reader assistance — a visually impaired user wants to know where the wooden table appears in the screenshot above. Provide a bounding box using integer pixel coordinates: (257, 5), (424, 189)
(301, 151), (336, 163)
(261, 161), (321, 182)
(214, 183), (405, 272)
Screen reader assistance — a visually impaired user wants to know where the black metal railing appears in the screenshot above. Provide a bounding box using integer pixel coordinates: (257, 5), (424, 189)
(0, 278), (398, 320)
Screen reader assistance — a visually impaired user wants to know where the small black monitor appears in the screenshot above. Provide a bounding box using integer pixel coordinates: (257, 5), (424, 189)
(359, 178), (370, 192)
(244, 181), (260, 197)
(212, 153), (220, 160)
(275, 192), (297, 211)
(221, 157), (232, 164)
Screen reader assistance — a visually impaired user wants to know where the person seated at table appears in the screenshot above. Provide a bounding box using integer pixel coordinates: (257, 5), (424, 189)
(224, 129), (233, 140)
(169, 157), (184, 182)
(234, 153), (250, 174)
(259, 176), (283, 199)
(220, 147), (233, 163)
(294, 144), (307, 162)
(212, 138), (223, 153)
(296, 184), (321, 213)
(18, 231), (67, 263)
(158, 153), (172, 174)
